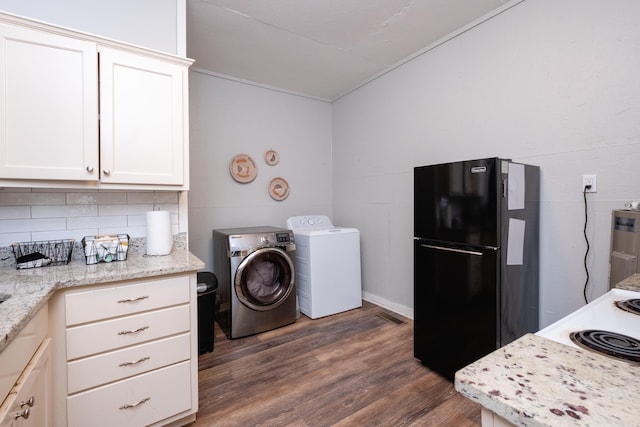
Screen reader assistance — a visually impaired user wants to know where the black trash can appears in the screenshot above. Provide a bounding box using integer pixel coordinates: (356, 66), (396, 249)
(197, 271), (218, 355)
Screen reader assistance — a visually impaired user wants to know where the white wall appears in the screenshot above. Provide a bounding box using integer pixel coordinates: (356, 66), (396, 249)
(188, 72), (333, 272)
(332, 0), (640, 325)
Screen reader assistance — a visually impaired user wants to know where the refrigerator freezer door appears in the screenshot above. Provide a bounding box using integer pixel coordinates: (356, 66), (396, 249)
(414, 158), (501, 247)
(413, 239), (499, 381)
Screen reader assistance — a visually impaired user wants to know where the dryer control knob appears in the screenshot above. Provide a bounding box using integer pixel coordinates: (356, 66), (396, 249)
(260, 236), (271, 245)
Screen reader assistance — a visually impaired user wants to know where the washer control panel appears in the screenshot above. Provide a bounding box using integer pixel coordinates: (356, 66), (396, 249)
(286, 215), (333, 230)
(227, 227), (295, 254)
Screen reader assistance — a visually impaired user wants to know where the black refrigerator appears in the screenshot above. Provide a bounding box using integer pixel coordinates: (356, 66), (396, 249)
(414, 157), (539, 381)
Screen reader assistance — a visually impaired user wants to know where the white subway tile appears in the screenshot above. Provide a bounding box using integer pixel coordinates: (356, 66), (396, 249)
(67, 215), (128, 229)
(127, 192), (178, 204)
(127, 214), (147, 227)
(32, 205), (98, 218)
(0, 192), (65, 206)
(0, 206), (30, 220)
(65, 192), (99, 205)
(0, 232), (31, 246)
(97, 192), (128, 205)
(32, 229), (88, 242)
(99, 204), (153, 216)
(101, 225), (146, 238)
(0, 218), (66, 233)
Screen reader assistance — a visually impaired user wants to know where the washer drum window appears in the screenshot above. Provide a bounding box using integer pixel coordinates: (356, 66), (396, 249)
(234, 247), (295, 311)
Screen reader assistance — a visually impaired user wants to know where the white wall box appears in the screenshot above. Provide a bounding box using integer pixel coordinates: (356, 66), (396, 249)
(0, 306), (52, 427)
(49, 274), (199, 427)
(0, 12), (193, 190)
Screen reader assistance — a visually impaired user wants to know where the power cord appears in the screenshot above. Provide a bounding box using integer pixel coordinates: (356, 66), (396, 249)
(583, 184), (592, 304)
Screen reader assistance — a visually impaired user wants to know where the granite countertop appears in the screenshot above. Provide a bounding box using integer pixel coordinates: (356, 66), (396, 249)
(613, 273), (640, 292)
(0, 248), (204, 354)
(455, 334), (639, 426)
(455, 274), (640, 426)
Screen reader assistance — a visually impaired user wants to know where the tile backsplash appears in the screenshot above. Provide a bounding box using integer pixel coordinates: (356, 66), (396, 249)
(0, 188), (180, 247)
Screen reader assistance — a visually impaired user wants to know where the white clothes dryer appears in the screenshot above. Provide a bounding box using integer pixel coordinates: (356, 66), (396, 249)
(286, 215), (362, 319)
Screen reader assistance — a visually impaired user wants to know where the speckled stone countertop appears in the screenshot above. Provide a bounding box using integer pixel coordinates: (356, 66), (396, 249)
(455, 333), (639, 426)
(614, 273), (640, 292)
(0, 248), (204, 354)
(454, 276), (640, 426)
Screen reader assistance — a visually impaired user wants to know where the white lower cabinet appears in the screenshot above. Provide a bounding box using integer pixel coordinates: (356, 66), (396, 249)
(1, 339), (52, 427)
(49, 273), (198, 427)
(0, 307), (51, 427)
(481, 408), (516, 427)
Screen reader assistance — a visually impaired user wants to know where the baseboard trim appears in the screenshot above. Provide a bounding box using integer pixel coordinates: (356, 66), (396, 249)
(362, 291), (413, 320)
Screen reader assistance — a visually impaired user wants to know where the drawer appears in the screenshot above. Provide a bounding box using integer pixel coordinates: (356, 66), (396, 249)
(65, 275), (190, 326)
(0, 305), (47, 404)
(66, 305), (190, 360)
(67, 333), (190, 394)
(67, 361), (192, 427)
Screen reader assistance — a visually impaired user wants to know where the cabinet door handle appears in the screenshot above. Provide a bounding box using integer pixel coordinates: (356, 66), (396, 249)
(103, 169), (111, 175)
(117, 295), (149, 303)
(117, 325), (149, 335)
(119, 397), (150, 410)
(20, 397), (35, 408)
(14, 408), (30, 420)
(86, 165), (94, 173)
(119, 356), (150, 367)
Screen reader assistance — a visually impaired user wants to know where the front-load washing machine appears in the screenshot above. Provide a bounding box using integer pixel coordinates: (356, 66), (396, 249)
(212, 226), (297, 338)
(286, 215), (362, 319)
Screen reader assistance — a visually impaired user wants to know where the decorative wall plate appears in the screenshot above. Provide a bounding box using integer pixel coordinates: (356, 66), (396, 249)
(230, 154), (257, 183)
(269, 177), (290, 201)
(264, 149), (279, 166)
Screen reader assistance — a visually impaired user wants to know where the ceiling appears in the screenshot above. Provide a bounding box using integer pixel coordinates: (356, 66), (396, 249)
(186, 0), (515, 101)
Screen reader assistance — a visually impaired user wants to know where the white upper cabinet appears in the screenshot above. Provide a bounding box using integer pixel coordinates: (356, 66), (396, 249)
(99, 47), (186, 186)
(0, 13), (192, 190)
(0, 23), (99, 181)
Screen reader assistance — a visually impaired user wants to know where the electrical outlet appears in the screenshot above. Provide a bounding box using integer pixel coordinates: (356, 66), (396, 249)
(582, 174), (597, 193)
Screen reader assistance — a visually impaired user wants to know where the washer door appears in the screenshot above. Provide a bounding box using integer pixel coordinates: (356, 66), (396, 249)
(234, 247), (295, 311)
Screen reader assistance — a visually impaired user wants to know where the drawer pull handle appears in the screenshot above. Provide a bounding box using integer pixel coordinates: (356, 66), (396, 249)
(119, 397), (150, 410)
(20, 397), (35, 407)
(119, 356), (150, 367)
(117, 295), (149, 303)
(118, 325), (149, 335)
(14, 408), (30, 420)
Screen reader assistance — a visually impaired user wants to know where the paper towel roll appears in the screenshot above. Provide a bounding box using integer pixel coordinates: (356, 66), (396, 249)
(146, 211), (173, 255)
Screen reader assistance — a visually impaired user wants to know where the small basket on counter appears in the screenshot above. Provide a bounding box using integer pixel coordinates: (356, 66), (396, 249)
(82, 234), (130, 265)
(11, 239), (75, 269)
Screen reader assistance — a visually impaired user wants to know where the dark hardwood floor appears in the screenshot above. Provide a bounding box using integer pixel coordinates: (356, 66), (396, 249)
(193, 301), (481, 426)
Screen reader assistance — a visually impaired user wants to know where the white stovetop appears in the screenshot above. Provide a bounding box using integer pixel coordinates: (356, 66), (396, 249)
(536, 288), (640, 349)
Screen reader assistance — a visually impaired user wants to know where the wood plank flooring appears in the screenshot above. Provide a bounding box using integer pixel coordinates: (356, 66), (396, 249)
(193, 301), (481, 426)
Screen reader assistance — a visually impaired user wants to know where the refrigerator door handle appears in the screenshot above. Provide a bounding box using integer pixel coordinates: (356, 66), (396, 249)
(420, 244), (483, 256)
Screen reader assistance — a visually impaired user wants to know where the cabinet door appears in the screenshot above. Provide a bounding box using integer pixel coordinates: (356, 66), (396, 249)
(0, 339), (52, 427)
(0, 24), (98, 181)
(99, 47), (186, 185)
